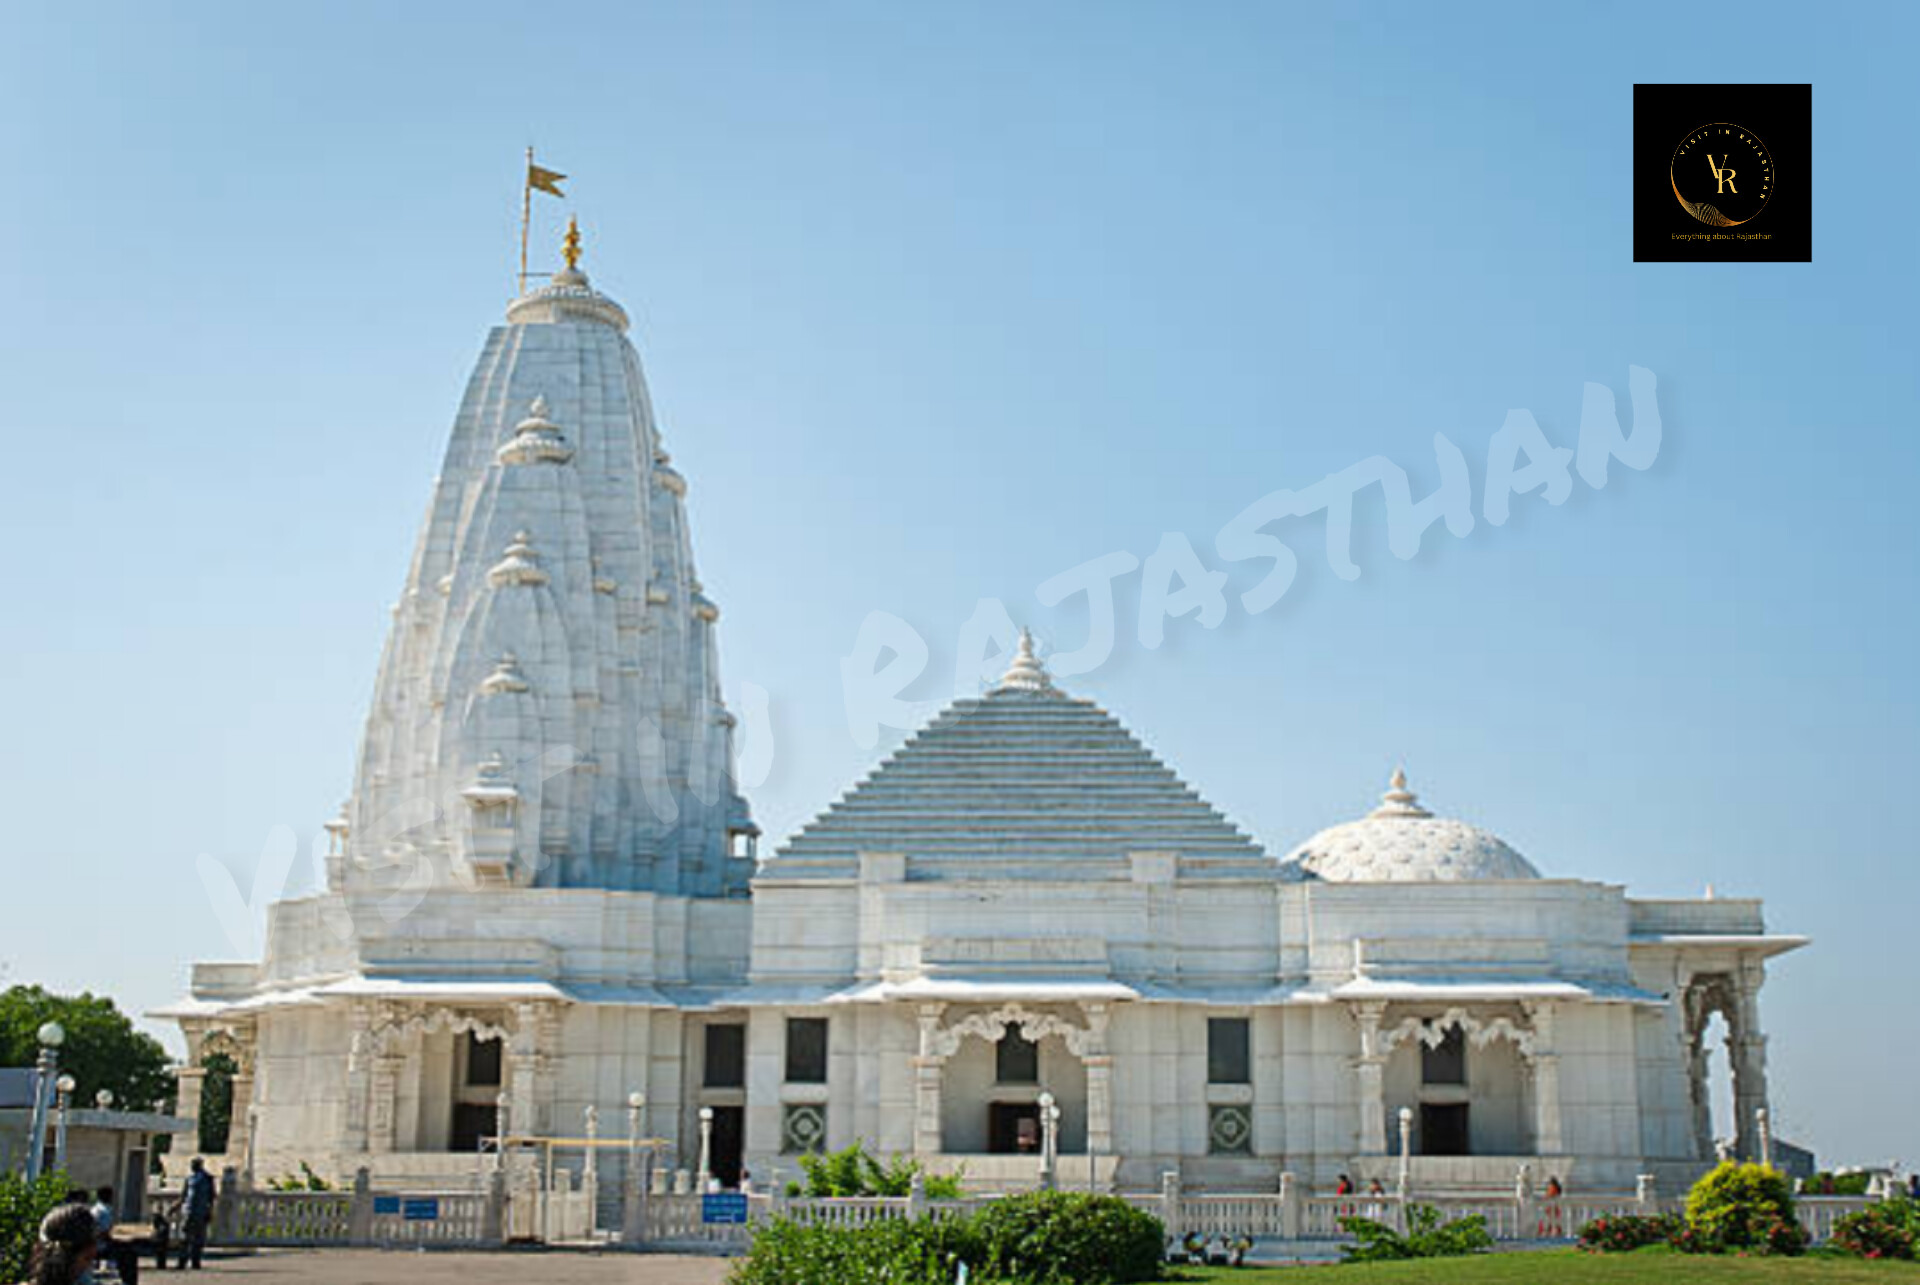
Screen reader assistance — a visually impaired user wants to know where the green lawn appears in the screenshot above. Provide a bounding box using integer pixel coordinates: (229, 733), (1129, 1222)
(1174, 1249), (1920, 1283)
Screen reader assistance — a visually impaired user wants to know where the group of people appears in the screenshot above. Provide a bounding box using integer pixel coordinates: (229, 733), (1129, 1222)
(23, 1158), (218, 1285)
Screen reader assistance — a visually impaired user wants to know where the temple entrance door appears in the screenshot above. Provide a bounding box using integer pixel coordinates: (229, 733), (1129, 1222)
(1420, 1103), (1470, 1156)
(710, 1106), (745, 1188)
(988, 1103), (1042, 1155)
(450, 1103), (494, 1153)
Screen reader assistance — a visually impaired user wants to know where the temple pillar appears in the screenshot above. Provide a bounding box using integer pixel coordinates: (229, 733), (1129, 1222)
(227, 1068), (256, 1161)
(1351, 1002), (1388, 1155)
(912, 1004), (944, 1156)
(1523, 1001), (1564, 1155)
(368, 1052), (402, 1153)
(1731, 962), (1770, 1160)
(173, 1065), (206, 1140)
(1082, 1002), (1113, 1155)
(342, 1005), (372, 1153)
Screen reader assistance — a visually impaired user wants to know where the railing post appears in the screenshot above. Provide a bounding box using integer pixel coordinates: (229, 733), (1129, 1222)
(482, 1166), (506, 1246)
(1278, 1171), (1301, 1239)
(1160, 1170), (1182, 1240)
(1635, 1173), (1656, 1209)
(907, 1171), (928, 1221)
(348, 1168), (374, 1247)
(650, 1162), (670, 1196)
(1514, 1164), (1536, 1240)
(215, 1167), (240, 1244)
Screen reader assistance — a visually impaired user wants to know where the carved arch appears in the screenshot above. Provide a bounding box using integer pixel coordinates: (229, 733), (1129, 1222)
(926, 1003), (1094, 1062)
(1378, 1007), (1538, 1060)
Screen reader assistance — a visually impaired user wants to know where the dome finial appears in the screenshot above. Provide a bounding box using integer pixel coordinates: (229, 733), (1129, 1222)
(995, 627), (1055, 693)
(562, 215), (583, 271)
(1370, 765), (1431, 818)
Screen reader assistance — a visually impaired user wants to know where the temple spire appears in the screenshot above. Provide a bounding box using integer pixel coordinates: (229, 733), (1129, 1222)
(563, 215), (583, 271)
(1370, 765), (1433, 819)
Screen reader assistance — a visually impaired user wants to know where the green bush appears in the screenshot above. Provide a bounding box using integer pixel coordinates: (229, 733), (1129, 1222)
(1830, 1197), (1920, 1260)
(729, 1193), (1163, 1285)
(727, 1216), (986, 1285)
(1811, 1170), (1874, 1197)
(795, 1142), (964, 1200)
(1681, 1161), (1807, 1255)
(1576, 1212), (1682, 1252)
(1337, 1203), (1494, 1262)
(973, 1191), (1164, 1284)
(0, 1171), (71, 1285)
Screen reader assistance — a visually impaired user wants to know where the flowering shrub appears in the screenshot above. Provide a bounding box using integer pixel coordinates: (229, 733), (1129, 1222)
(1680, 1162), (1807, 1255)
(1830, 1198), (1920, 1261)
(1576, 1212), (1681, 1252)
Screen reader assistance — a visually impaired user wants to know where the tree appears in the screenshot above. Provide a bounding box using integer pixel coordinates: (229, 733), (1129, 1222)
(0, 985), (173, 1112)
(197, 1051), (235, 1154)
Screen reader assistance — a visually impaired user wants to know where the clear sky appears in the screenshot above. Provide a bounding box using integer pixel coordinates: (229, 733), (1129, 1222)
(1, 2), (1913, 1168)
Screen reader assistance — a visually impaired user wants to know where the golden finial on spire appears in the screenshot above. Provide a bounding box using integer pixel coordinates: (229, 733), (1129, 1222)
(562, 215), (583, 271)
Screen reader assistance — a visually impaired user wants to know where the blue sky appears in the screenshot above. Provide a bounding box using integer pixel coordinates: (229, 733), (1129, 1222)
(1, 2), (1914, 1167)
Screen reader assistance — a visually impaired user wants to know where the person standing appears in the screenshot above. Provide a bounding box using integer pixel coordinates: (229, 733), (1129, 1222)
(177, 1158), (216, 1270)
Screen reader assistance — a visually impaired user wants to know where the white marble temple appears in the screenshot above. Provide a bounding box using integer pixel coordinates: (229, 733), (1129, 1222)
(158, 239), (1804, 1202)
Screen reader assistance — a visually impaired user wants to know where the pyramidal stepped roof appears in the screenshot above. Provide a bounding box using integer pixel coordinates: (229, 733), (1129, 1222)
(773, 634), (1271, 878)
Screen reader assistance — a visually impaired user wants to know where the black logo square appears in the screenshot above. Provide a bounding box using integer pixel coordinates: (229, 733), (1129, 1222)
(1634, 84), (1811, 263)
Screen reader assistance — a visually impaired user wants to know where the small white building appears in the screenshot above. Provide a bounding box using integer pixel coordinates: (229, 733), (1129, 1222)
(158, 232), (1803, 1199)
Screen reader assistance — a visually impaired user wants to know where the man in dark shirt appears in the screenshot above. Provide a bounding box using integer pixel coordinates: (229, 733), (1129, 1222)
(177, 1158), (216, 1270)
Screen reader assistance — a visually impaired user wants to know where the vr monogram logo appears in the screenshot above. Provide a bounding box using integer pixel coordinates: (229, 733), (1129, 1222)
(1707, 154), (1738, 194)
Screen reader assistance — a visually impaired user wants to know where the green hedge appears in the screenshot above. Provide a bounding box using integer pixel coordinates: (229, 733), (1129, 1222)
(728, 1191), (1164, 1285)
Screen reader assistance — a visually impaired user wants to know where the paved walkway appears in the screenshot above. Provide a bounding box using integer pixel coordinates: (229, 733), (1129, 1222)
(156, 1248), (732, 1284)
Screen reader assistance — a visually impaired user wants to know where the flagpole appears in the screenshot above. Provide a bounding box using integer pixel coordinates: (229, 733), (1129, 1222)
(519, 146), (534, 296)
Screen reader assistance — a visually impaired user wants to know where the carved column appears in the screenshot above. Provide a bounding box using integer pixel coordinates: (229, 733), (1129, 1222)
(1731, 961), (1770, 1161)
(1351, 1002), (1389, 1155)
(1523, 1001), (1564, 1155)
(342, 1005), (372, 1154)
(1081, 1002), (1114, 1156)
(911, 1004), (945, 1157)
(368, 1051), (402, 1153)
(174, 1064), (206, 1138)
(509, 1003), (543, 1140)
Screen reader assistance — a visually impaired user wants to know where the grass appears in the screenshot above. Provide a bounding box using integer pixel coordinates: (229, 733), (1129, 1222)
(1173, 1248), (1920, 1282)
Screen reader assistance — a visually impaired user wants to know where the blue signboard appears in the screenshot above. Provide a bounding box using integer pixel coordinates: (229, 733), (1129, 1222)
(372, 1196), (401, 1215)
(402, 1197), (440, 1222)
(702, 1192), (749, 1225)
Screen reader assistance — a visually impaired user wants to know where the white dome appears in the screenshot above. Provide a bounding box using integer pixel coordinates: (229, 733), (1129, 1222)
(1284, 770), (1540, 883)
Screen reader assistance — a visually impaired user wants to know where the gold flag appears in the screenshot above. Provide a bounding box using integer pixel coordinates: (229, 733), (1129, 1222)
(527, 162), (566, 197)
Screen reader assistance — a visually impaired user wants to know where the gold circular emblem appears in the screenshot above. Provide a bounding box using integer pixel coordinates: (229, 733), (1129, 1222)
(1670, 122), (1773, 227)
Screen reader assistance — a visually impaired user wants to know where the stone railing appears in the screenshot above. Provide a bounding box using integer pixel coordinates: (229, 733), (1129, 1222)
(1146, 1179), (1878, 1247)
(151, 1166), (1885, 1254)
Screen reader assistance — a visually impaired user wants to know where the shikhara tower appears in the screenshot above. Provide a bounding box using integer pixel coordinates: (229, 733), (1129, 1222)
(347, 229), (755, 898)
(162, 222), (1801, 1207)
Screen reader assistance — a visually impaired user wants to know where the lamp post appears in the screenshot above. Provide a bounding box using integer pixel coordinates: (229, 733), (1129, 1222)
(1396, 1106), (1414, 1201)
(494, 1091), (511, 1171)
(25, 1021), (64, 1182)
(697, 1106), (714, 1191)
(53, 1074), (77, 1174)
(1037, 1092), (1060, 1191)
(583, 1105), (599, 1187)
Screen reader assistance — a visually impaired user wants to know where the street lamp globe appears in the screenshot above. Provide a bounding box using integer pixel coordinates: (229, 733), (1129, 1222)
(1037, 1091), (1055, 1111)
(627, 1091), (646, 1110)
(699, 1106), (714, 1123)
(55, 1074), (76, 1096)
(96, 1089), (114, 1110)
(37, 1021), (64, 1048)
